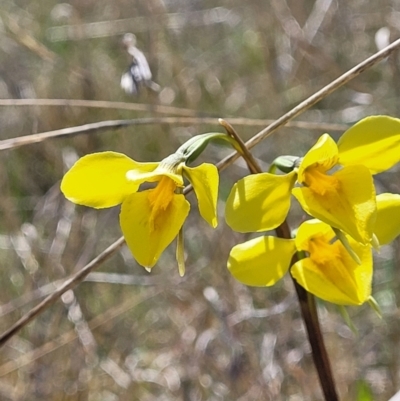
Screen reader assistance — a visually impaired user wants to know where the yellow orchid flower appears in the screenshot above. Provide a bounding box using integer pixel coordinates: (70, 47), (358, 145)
(226, 133), (376, 244)
(290, 220), (372, 306)
(292, 134), (376, 244)
(228, 219), (372, 306)
(61, 151), (219, 272)
(226, 115), (400, 244)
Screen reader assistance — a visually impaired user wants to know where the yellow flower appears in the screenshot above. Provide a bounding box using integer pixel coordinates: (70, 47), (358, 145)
(61, 151), (219, 271)
(226, 133), (376, 243)
(225, 134), (376, 244)
(226, 115), (400, 244)
(228, 220), (372, 306)
(290, 220), (372, 305)
(227, 194), (400, 305)
(292, 134), (376, 244)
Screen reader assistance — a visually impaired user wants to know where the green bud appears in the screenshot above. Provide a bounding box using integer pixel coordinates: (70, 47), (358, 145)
(176, 132), (236, 164)
(273, 156), (301, 173)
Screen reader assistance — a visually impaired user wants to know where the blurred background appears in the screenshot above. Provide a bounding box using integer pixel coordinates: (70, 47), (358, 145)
(1, 0), (400, 400)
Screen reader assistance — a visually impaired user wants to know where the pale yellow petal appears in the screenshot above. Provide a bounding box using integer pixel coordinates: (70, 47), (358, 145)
(225, 171), (296, 233)
(61, 151), (153, 208)
(338, 115), (400, 174)
(228, 236), (296, 286)
(120, 191), (190, 269)
(183, 163), (219, 227)
(374, 193), (400, 245)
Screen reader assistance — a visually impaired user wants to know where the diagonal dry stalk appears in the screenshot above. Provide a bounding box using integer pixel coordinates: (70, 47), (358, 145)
(1, 37), (400, 352)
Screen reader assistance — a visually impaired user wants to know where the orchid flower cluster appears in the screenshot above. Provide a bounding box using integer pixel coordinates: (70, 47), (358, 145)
(61, 115), (400, 307)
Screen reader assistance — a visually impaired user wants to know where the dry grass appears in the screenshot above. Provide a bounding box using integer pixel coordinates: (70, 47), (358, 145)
(0, 1), (400, 400)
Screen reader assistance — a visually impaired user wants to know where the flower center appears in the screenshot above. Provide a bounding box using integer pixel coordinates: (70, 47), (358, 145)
(147, 176), (178, 230)
(302, 167), (340, 196)
(307, 235), (340, 266)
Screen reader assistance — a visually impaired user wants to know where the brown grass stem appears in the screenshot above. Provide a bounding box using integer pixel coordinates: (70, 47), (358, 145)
(0, 98), (202, 117)
(291, 279), (339, 401)
(0, 116), (347, 152)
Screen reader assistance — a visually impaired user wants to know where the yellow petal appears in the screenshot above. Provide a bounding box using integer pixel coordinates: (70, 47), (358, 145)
(225, 171), (296, 233)
(61, 152), (156, 208)
(374, 193), (400, 245)
(120, 191), (190, 269)
(295, 219), (334, 251)
(297, 134), (339, 183)
(183, 163), (219, 228)
(338, 115), (400, 174)
(293, 165), (376, 244)
(228, 236), (296, 286)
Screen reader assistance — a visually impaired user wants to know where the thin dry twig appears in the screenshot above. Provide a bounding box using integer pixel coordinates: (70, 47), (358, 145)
(219, 118), (261, 174)
(0, 98), (206, 117)
(0, 117), (347, 152)
(4, 15), (58, 63)
(1, 37), (400, 349)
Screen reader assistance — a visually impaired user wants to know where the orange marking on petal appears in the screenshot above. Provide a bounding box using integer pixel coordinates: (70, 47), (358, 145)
(307, 235), (341, 266)
(302, 168), (340, 196)
(147, 176), (178, 231)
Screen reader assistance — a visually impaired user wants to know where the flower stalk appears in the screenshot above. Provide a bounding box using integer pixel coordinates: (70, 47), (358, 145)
(222, 120), (339, 401)
(292, 276), (339, 401)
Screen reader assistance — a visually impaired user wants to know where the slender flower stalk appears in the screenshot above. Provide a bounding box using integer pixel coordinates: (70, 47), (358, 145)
(224, 117), (400, 400)
(221, 122), (339, 400)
